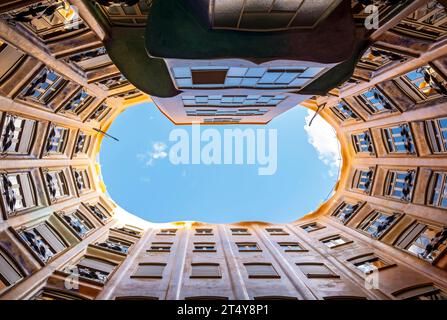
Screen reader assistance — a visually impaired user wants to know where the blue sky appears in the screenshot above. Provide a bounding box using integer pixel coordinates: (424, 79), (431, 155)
(100, 102), (341, 223)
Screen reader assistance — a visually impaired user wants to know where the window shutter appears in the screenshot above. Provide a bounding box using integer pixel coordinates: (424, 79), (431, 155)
(394, 285), (439, 300)
(18, 120), (35, 153)
(35, 223), (66, 253)
(347, 254), (376, 266)
(132, 264), (165, 278)
(0, 250), (22, 286)
(245, 264), (278, 278)
(191, 264), (221, 278)
(0, 45), (24, 79)
(18, 173), (35, 208)
(78, 257), (116, 274)
(297, 263), (337, 278)
(396, 223), (426, 249)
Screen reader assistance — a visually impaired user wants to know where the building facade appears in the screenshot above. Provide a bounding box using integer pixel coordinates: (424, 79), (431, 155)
(0, 0), (446, 300)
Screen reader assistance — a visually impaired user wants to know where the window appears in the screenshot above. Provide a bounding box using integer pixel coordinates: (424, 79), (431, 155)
(352, 131), (374, 153)
(66, 47), (111, 71)
(0, 172), (36, 216)
(244, 263), (280, 279)
(393, 284), (447, 300)
(357, 47), (402, 72)
(231, 228), (250, 235)
(296, 263), (339, 279)
(0, 248), (23, 292)
(428, 171), (447, 209)
(61, 211), (93, 238)
(132, 263), (166, 279)
(60, 89), (93, 114)
(97, 74), (128, 90)
(157, 229), (177, 236)
(321, 236), (351, 248)
(116, 226), (142, 237)
(33, 288), (86, 300)
(9, 1), (86, 42)
(236, 242), (261, 252)
(396, 222), (446, 263)
(402, 66), (446, 99)
(191, 69), (227, 85)
(88, 103), (110, 121)
(174, 67), (323, 89)
(353, 168), (374, 194)
(45, 125), (68, 154)
(114, 89), (142, 100)
(86, 203), (110, 222)
(254, 296), (298, 300)
(300, 222), (324, 233)
(74, 256), (116, 283)
(115, 296), (159, 300)
(265, 228), (289, 236)
(182, 95), (286, 107)
(0, 113), (36, 155)
(349, 254), (392, 274)
(193, 243), (216, 252)
(185, 296), (229, 300)
(148, 242), (173, 252)
(73, 169), (90, 193)
(383, 124), (415, 154)
(278, 242), (306, 252)
(384, 170), (415, 202)
(98, 0), (151, 26)
(44, 170), (69, 201)
(18, 222), (67, 262)
(331, 100), (359, 121)
(0, 41), (25, 82)
(190, 263), (221, 279)
(195, 228), (213, 236)
(20, 68), (66, 104)
(358, 87), (394, 114)
(96, 237), (131, 254)
(332, 202), (360, 224)
(358, 211), (400, 239)
(74, 132), (90, 155)
(426, 117), (447, 153)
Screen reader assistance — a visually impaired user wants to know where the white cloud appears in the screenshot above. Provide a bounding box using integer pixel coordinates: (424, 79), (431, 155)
(304, 109), (341, 178)
(137, 141), (168, 166)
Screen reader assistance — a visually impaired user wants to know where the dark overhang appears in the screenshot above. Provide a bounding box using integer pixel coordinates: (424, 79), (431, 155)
(145, 0), (357, 64)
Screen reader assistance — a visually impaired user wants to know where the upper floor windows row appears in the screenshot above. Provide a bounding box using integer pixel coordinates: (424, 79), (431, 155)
(186, 108), (269, 118)
(130, 262), (339, 280)
(0, 166), (93, 218)
(0, 113), (94, 158)
(352, 118), (447, 154)
(182, 95), (286, 108)
(394, 1), (447, 41)
(352, 123), (416, 155)
(334, 66), (447, 124)
(331, 201), (447, 264)
(172, 66), (324, 89)
(352, 165), (447, 210)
